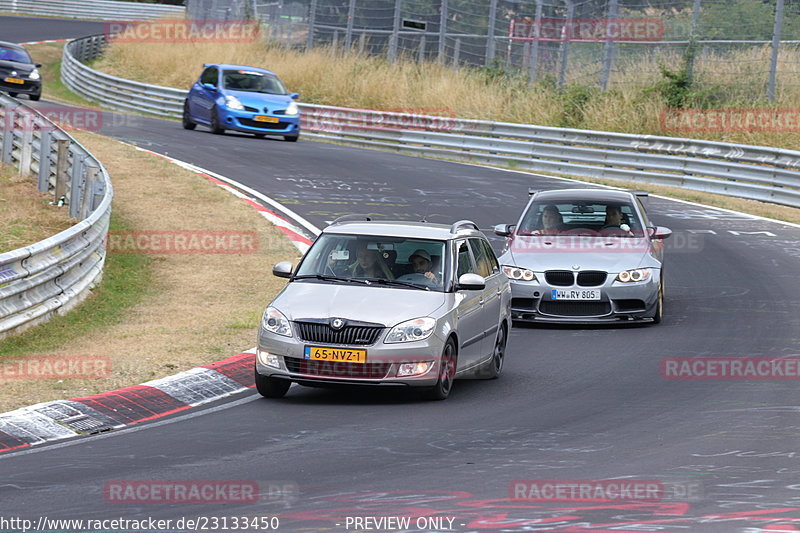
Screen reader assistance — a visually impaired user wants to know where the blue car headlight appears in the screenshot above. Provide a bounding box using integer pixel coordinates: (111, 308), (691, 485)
(286, 101), (299, 115)
(224, 95), (245, 111)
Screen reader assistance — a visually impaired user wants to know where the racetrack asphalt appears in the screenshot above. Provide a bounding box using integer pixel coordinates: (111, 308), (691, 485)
(2, 16), (800, 532)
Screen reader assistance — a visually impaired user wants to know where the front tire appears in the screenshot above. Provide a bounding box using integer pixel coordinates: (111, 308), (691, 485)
(209, 106), (225, 134)
(652, 278), (664, 324)
(8, 92), (17, 98)
(283, 133), (299, 142)
(425, 339), (457, 401)
(182, 100), (196, 130)
(482, 324), (507, 379)
(254, 369), (291, 398)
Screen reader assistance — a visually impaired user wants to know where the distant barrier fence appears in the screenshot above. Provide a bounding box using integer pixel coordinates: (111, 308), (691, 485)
(0, 94), (113, 339)
(62, 34), (800, 208)
(0, 0), (184, 21)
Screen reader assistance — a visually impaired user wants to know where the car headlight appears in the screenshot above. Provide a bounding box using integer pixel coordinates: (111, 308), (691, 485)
(501, 265), (537, 281)
(616, 268), (652, 283)
(285, 101), (299, 115)
(385, 317), (436, 344)
(261, 306), (292, 337)
(28, 68), (40, 81)
(224, 94), (245, 111)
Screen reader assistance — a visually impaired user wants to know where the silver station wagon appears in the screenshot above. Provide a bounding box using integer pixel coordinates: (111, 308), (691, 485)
(255, 217), (512, 400)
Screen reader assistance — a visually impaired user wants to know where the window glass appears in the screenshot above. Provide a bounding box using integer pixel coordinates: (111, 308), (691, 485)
(518, 200), (644, 236)
(479, 239), (500, 274)
(222, 70), (287, 94)
(295, 234), (446, 291)
(0, 46), (31, 64)
(468, 238), (492, 278)
(200, 67), (218, 86)
(456, 240), (476, 279)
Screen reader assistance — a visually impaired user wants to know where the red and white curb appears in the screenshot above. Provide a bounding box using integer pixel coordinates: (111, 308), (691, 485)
(0, 150), (322, 454)
(0, 351), (256, 453)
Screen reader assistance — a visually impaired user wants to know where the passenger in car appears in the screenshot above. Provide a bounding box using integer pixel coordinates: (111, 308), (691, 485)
(349, 244), (395, 279)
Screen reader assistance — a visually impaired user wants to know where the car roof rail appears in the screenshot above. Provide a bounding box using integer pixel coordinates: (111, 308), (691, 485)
(450, 220), (480, 234)
(330, 214), (374, 225)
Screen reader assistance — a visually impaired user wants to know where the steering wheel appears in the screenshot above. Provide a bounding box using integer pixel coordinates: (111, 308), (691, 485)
(397, 272), (436, 285)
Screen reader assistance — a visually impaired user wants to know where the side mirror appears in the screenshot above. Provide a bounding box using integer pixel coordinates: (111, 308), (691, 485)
(35, 63), (42, 68)
(650, 227), (672, 240)
(202, 83), (216, 91)
(457, 273), (485, 291)
(494, 223), (515, 237)
(272, 261), (294, 278)
(289, 92), (300, 100)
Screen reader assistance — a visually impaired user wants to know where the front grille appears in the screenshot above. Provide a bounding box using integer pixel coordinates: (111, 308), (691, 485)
(243, 105), (259, 112)
(284, 358), (390, 379)
(238, 118), (289, 129)
(539, 301), (611, 317)
(545, 270), (574, 286)
(295, 321), (384, 345)
(577, 271), (607, 287)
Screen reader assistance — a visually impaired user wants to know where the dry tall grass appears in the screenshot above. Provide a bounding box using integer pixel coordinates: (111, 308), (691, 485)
(93, 23), (800, 150)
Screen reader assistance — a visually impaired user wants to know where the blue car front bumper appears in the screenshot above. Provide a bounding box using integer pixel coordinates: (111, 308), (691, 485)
(219, 108), (300, 135)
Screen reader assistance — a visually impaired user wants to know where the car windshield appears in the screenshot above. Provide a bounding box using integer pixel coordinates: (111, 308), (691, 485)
(222, 70), (287, 94)
(0, 46), (31, 64)
(517, 200), (645, 237)
(295, 234), (448, 291)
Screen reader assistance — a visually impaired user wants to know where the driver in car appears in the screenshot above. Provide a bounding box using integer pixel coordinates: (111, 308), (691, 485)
(408, 249), (438, 282)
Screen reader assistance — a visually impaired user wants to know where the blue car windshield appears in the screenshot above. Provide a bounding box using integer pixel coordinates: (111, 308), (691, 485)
(0, 47), (31, 64)
(222, 70), (287, 94)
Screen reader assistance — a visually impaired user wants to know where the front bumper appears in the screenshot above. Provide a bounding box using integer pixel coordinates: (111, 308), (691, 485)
(508, 273), (660, 323)
(256, 331), (445, 387)
(0, 78), (40, 96)
(219, 108), (299, 135)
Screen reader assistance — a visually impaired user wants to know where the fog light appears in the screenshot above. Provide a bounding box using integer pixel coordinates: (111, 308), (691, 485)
(397, 361), (432, 377)
(257, 349), (280, 368)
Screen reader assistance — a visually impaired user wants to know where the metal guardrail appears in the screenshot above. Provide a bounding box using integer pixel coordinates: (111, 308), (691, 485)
(0, 0), (184, 21)
(0, 94), (113, 340)
(61, 34), (800, 208)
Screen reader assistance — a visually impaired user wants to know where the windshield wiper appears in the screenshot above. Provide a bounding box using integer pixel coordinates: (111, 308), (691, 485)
(292, 274), (369, 284)
(362, 278), (430, 291)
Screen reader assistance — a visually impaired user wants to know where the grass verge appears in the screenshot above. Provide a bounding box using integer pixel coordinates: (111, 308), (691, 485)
(0, 130), (299, 412)
(0, 165), (75, 253)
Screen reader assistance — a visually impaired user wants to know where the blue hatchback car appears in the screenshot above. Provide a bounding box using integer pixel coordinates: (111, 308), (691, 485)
(183, 63), (300, 142)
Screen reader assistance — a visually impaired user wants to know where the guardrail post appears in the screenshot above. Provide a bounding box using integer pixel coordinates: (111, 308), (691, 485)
(18, 118), (34, 176)
(453, 37), (460, 66)
(54, 138), (69, 204)
(1, 110), (14, 163)
(82, 164), (100, 220)
(418, 34), (426, 64)
(37, 130), (52, 193)
(68, 147), (86, 219)
(359, 32), (366, 55)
